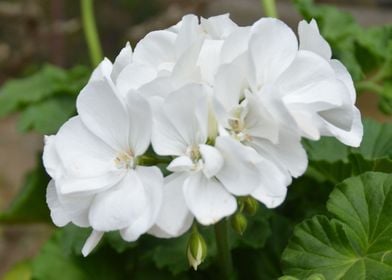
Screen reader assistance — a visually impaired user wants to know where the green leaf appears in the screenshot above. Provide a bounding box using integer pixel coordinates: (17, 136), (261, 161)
(32, 227), (127, 280)
(0, 65), (88, 118)
(304, 118), (392, 183)
(0, 159), (50, 224)
(17, 97), (76, 134)
(282, 172), (392, 279)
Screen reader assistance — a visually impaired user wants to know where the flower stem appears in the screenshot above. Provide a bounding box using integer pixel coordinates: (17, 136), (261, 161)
(261, 0), (278, 18)
(214, 218), (233, 279)
(81, 0), (103, 67)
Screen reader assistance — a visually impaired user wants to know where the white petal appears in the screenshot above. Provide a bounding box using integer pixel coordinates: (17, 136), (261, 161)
(277, 50), (335, 94)
(82, 230), (104, 257)
(330, 59), (356, 102)
(214, 56), (247, 113)
(171, 38), (203, 85)
(298, 19), (332, 60)
(249, 18), (298, 84)
(152, 84), (209, 155)
(183, 173), (236, 225)
(77, 78), (129, 151)
(46, 180), (71, 226)
(111, 42), (133, 82)
(201, 14), (238, 39)
(126, 93), (152, 156)
(133, 30), (176, 69)
(245, 94), (280, 144)
(151, 173), (193, 237)
(175, 14), (201, 57)
(89, 58), (113, 82)
(197, 39), (224, 84)
(167, 156), (194, 173)
(250, 129), (308, 178)
(48, 178), (94, 227)
(215, 136), (261, 196)
(252, 161), (291, 208)
(199, 144), (224, 178)
(322, 107), (363, 147)
(88, 170), (148, 231)
(43, 135), (62, 180)
(54, 117), (124, 194)
(138, 76), (175, 99)
(220, 27), (250, 64)
(120, 166), (163, 241)
(116, 63), (157, 96)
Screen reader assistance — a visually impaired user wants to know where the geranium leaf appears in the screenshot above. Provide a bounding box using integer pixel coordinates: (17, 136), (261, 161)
(282, 172), (392, 279)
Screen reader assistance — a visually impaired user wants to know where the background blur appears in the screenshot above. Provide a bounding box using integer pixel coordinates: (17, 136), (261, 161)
(0, 0), (391, 277)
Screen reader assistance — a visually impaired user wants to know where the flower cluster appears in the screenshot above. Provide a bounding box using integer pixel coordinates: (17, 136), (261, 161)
(43, 14), (362, 256)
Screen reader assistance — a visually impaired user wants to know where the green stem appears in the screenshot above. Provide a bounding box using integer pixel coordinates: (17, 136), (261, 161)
(214, 219), (233, 279)
(261, 0), (278, 18)
(81, 0), (103, 67)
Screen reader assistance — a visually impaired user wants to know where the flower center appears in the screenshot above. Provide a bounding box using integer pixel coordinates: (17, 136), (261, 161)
(186, 145), (204, 172)
(227, 106), (252, 142)
(114, 151), (135, 169)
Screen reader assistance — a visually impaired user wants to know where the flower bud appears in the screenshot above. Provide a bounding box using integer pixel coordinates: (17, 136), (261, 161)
(231, 212), (247, 235)
(187, 231), (207, 271)
(243, 197), (259, 216)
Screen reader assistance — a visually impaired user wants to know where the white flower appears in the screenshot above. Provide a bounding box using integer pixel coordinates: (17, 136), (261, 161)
(298, 19), (363, 146)
(124, 14), (239, 100)
(43, 61), (163, 256)
(149, 84), (238, 236)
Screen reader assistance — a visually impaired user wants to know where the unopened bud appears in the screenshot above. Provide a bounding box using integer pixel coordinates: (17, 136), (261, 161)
(231, 212), (247, 235)
(187, 231), (207, 271)
(243, 197), (259, 216)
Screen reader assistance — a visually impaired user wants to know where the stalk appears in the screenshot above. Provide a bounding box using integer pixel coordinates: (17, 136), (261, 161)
(81, 0), (103, 67)
(214, 219), (233, 279)
(261, 0), (278, 18)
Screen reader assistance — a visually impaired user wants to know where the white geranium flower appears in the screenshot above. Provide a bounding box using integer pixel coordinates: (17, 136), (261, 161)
(213, 20), (309, 179)
(125, 14), (239, 100)
(152, 84), (248, 236)
(298, 19), (363, 146)
(43, 63), (163, 256)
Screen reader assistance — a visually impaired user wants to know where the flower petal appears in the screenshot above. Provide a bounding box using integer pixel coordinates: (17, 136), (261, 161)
(298, 19), (332, 60)
(43, 135), (62, 180)
(82, 230), (104, 257)
(88, 170), (148, 231)
(250, 128), (308, 178)
(220, 27), (250, 64)
(46, 180), (71, 226)
(152, 84), (208, 155)
(251, 161), (291, 208)
(120, 166), (163, 241)
(183, 173), (236, 225)
(77, 78), (129, 151)
(151, 173), (193, 237)
(89, 58), (113, 82)
(199, 144), (224, 178)
(116, 63), (157, 97)
(133, 30), (176, 69)
(111, 42), (133, 82)
(167, 156), (194, 173)
(249, 18), (298, 84)
(200, 14), (237, 39)
(54, 117), (124, 194)
(215, 136), (261, 196)
(126, 93), (152, 156)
